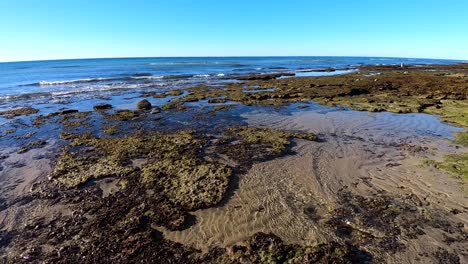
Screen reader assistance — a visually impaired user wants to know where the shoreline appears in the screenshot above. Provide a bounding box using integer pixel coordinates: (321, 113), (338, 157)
(0, 63), (467, 263)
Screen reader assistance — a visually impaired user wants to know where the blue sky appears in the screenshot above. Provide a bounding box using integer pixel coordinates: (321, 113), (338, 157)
(1, 0), (467, 62)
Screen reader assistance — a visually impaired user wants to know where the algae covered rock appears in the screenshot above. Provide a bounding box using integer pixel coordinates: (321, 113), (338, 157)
(423, 153), (468, 181)
(142, 157), (232, 210)
(208, 98), (227, 104)
(18, 140), (47, 154)
(107, 109), (140, 121)
(453, 132), (468, 147)
(213, 232), (372, 264)
(227, 126), (317, 154)
(425, 100), (468, 127)
(151, 107), (162, 114)
(136, 99), (152, 110)
(52, 153), (135, 188)
(167, 90), (183, 96)
(0, 107), (39, 118)
(93, 103), (113, 111)
(48, 109), (79, 116)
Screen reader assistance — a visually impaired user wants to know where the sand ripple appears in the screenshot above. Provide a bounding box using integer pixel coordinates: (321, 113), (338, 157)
(162, 108), (467, 263)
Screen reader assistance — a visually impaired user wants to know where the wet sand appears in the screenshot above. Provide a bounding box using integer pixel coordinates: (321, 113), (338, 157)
(162, 107), (467, 263)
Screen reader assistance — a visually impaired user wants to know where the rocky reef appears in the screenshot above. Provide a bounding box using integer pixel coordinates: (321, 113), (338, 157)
(1, 63), (467, 263)
(0, 124), (321, 262)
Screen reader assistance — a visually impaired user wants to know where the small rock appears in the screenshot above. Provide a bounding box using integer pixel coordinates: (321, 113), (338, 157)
(208, 98), (227, 104)
(93, 104), (112, 111)
(385, 162), (401, 167)
(49, 109), (79, 116)
(136, 99), (152, 110)
(151, 107), (162, 114)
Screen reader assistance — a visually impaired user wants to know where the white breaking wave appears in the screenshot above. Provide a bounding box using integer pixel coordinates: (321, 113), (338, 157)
(38, 77), (115, 86)
(49, 83), (162, 96)
(130, 75), (165, 80)
(193, 74), (210, 78)
(296, 69), (315, 72)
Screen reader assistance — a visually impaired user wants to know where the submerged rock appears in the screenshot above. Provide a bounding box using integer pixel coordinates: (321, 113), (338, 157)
(48, 109), (79, 116)
(150, 107), (162, 114)
(208, 98), (227, 104)
(18, 140), (47, 154)
(0, 107), (39, 118)
(237, 72), (295, 81)
(107, 109), (140, 121)
(167, 90), (183, 96)
(93, 103), (113, 111)
(136, 99), (152, 110)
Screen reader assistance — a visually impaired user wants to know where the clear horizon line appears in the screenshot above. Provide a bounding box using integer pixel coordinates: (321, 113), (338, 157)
(1, 55), (466, 64)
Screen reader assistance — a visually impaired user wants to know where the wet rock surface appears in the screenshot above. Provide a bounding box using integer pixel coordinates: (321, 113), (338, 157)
(93, 103), (113, 111)
(0, 107), (39, 118)
(136, 99), (152, 110)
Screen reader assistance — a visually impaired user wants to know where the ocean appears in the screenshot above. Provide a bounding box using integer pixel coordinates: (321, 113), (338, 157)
(0, 56), (461, 111)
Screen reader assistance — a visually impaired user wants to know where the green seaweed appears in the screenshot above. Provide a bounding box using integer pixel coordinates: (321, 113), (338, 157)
(106, 109), (141, 121)
(103, 124), (120, 135)
(0, 107), (39, 118)
(53, 154), (135, 187)
(227, 126), (317, 154)
(422, 153), (468, 181)
(142, 157), (232, 210)
(18, 140), (47, 154)
(425, 100), (468, 127)
(453, 132), (468, 146)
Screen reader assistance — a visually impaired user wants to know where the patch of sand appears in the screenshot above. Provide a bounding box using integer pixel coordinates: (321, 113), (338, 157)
(162, 108), (467, 263)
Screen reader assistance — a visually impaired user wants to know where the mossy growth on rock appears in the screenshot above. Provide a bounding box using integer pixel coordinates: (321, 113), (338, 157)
(53, 154), (134, 187)
(425, 100), (468, 127)
(18, 140), (47, 154)
(59, 111), (92, 129)
(93, 103), (113, 111)
(142, 157), (232, 210)
(0, 107), (39, 118)
(453, 132), (468, 147)
(422, 153), (468, 181)
(52, 129), (233, 210)
(103, 124), (120, 135)
(317, 95), (433, 114)
(136, 99), (152, 110)
(226, 126), (317, 154)
(106, 109), (141, 121)
(167, 90), (183, 96)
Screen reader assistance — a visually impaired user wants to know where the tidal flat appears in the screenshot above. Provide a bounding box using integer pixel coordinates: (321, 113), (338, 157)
(0, 64), (467, 263)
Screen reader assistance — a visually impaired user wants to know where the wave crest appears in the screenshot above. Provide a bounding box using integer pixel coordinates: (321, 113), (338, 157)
(37, 77), (115, 86)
